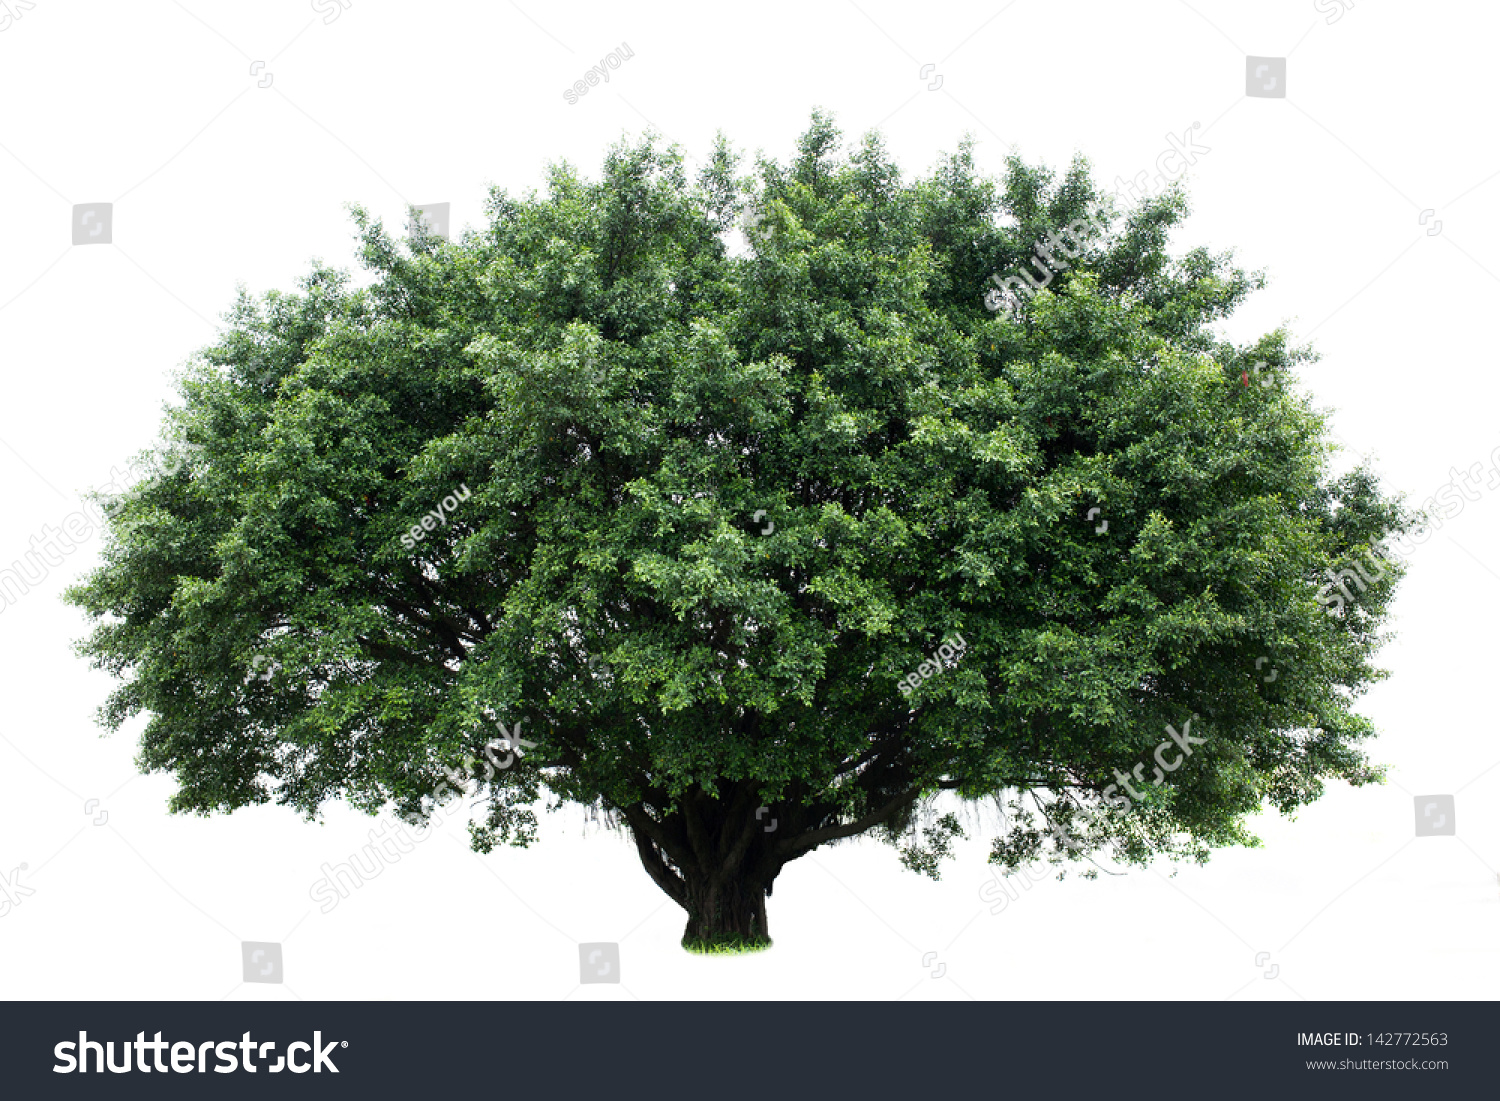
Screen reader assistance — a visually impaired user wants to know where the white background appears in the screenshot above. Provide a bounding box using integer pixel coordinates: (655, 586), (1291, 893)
(1, 0), (1496, 1001)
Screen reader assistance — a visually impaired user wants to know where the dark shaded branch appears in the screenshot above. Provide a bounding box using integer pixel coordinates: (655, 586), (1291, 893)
(629, 822), (687, 906)
(774, 786), (922, 860)
(620, 803), (694, 875)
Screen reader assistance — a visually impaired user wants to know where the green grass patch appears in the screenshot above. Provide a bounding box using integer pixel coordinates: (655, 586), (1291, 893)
(682, 934), (774, 955)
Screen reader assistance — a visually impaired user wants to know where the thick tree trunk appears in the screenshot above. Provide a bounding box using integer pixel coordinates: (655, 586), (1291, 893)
(623, 791), (779, 951)
(680, 869), (771, 948)
(621, 776), (919, 951)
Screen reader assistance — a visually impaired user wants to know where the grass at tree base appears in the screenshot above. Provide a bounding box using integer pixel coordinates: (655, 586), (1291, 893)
(681, 934), (774, 955)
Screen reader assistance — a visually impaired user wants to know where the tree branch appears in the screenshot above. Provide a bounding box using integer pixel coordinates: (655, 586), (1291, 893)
(628, 823), (687, 907)
(773, 787), (921, 860)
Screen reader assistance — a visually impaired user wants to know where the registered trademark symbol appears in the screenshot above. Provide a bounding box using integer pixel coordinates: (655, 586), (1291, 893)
(341, 1041), (349, 1047)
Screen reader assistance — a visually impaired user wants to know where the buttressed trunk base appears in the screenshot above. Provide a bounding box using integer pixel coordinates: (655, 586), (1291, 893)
(680, 872), (772, 952)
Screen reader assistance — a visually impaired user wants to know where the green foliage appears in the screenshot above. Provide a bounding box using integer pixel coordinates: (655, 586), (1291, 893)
(897, 811), (965, 880)
(66, 111), (1410, 909)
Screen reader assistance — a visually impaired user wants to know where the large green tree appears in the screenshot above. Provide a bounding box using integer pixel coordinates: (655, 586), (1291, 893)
(68, 113), (1407, 950)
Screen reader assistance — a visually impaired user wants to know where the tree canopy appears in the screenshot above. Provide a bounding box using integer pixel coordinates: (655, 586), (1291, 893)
(67, 112), (1408, 950)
